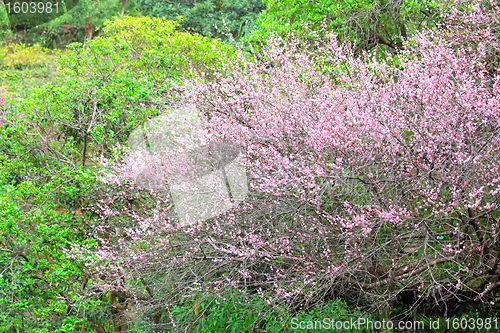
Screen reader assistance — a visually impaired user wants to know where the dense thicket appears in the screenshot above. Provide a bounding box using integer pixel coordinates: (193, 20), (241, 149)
(2, 0), (500, 331)
(250, 0), (442, 55)
(76, 0), (500, 330)
(0, 15), (233, 332)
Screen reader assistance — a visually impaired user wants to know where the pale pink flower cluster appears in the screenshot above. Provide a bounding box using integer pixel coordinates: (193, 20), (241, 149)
(78, 0), (500, 319)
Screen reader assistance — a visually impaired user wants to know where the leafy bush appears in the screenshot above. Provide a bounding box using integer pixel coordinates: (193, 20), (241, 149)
(0, 98), (108, 332)
(0, 14), (236, 331)
(168, 291), (373, 332)
(98, 15), (234, 75)
(0, 1), (9, 31)
(0, 43), (52, 69)
(23, 15), (234, 166)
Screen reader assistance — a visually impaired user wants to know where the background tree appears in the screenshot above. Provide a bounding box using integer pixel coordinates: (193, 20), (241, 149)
(43, 0), (125, 42)
(249, 0), (442, 55)
(0, 1), (9, 31)
(137, 0), (266, 42)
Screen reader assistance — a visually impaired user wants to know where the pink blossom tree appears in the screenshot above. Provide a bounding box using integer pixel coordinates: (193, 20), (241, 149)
(76, 0), (500, 329)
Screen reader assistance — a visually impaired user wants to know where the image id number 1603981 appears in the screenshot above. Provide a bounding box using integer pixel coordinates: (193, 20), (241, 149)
(6, 2), (59, 14)
(446, 317), (498, 330)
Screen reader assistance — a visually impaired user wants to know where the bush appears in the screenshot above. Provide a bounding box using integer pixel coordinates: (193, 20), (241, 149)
(0, 43), (52, 69)
(97, 15), (234, 76)
(168, 291), (373, 332)
(0, 1), (9, 31)
(83, 0), (500, 329)
(0, 96), (107, 332)
(23, 15), (234, 168)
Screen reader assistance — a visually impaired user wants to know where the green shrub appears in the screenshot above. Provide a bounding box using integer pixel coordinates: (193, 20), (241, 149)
(1, 43), (52, 69)
(167, 290), (376, 332)
(21, 15), (235, 165)
(0, 16), (236, 330)
(0, 101), (107, 332)
(95, 15), (234, 76)
(0, 1), (9, 31)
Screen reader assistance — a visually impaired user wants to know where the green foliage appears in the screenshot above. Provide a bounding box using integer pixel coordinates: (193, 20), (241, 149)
(54, 0), (119, 29)
(0, 0), (9, 30)
(1, 42), (51, 69)
(0, 42), (6, 63)
(99, 15), (233, 75)
(0, 103), (106, 331)
(0, 41), (58, 98)
(28, 15), (234, 162)
(42, 0), (123, 40)
(31, 0), (138, 47)
(0, 61), (57, 98)
(250, 0), (440, 55)
(5, 0), (78, 29)
(137, 0), (266, 41)
(168, 291), (374, 332)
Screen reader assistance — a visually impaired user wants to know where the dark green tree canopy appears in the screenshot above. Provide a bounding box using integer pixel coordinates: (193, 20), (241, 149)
(137, 0), (266, 41)
(3, 0), (79, 30)
(250, 0), (441, 55)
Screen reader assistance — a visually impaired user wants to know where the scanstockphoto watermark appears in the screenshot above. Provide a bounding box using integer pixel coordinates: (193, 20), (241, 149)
(289, 317), (422, 331)
(289, 317), (500, 331)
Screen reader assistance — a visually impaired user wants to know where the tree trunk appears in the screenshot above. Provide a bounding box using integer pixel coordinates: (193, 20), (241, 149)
(121, 0), (127, 16)
(110, 291), (129, 332)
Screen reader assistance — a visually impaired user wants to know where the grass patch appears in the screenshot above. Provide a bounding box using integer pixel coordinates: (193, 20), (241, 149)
(0, 42), (59, 98)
